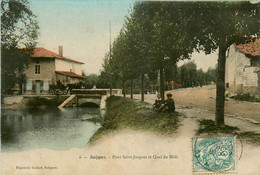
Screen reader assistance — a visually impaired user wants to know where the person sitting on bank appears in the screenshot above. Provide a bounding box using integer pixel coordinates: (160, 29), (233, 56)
(153, 94), (162, 111)
(161, 93), (175, 113)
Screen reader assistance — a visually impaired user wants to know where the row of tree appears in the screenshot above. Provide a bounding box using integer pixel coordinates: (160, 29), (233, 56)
(100, 1), (259, 126)
(88, 61), (216, 93)
(178, 62), (217, 88)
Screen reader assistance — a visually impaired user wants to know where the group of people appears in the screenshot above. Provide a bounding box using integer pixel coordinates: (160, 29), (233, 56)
(153, 93), (175, 113)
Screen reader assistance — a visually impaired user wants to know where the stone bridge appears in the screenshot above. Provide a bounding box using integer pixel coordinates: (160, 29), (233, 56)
(77, 95), (102, 107)
(58, 89), (122, 109)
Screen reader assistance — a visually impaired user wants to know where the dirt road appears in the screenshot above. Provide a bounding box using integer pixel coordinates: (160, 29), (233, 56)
(169, 85), (260, 122)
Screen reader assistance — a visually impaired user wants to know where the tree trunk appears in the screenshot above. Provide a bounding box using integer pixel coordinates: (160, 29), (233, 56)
(130, 78), (133, 99)
(160, 67), (165, 101)
(141, 73), (144, 101)
(110, 74), (113, 95)
(123, 80), (126, 98)
(19, 83), (23, 95)
(215, 45), (227, 127)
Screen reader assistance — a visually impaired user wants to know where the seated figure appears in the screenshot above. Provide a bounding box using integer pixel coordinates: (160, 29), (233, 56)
(153, 94), (162, 111)
(162, 93), (175, 113)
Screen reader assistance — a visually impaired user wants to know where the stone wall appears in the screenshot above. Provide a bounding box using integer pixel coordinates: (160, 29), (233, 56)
(3, 96), (24, 105)
(225, 44), (260, 97)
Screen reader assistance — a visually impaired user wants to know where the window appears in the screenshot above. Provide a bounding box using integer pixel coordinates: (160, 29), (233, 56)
(35, 61), (40, 74)
(226, 83), (229, 88)
(26, 79), (32, 90)
(250, 57), (259, 67)
(35, 65), (40, 74)
(43, 81), (49, 91)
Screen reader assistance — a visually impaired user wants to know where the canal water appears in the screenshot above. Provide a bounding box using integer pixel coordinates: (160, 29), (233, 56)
(1, 108), (102, 152)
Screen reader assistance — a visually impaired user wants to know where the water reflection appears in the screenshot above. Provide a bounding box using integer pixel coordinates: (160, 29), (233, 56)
(1, 108), (102, 152)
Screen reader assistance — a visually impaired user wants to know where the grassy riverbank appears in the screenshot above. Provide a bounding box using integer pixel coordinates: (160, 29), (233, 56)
(89, 96), (179, 144)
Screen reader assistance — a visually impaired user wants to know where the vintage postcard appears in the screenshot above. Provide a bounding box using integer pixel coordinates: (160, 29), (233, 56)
(1, 0), (260, 175)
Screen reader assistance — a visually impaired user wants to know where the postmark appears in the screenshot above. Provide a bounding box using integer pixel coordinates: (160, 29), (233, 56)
(192, 136), (236, 174)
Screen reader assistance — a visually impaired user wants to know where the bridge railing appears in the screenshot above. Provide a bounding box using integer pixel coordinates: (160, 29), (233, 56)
(71, 89), (122, 96)
(71, 89), (107, 95)
(76, 94), (101, 99)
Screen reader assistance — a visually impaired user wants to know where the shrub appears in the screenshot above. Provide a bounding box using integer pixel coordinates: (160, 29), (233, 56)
(26, 96), (66, 108)
(230, 93), (260, 102)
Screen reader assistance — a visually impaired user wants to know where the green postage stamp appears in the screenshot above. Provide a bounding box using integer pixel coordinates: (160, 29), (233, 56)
(192, 136), (236, 174)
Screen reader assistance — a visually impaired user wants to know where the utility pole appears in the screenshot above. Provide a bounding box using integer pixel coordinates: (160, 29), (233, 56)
(109, 21), (113, 95)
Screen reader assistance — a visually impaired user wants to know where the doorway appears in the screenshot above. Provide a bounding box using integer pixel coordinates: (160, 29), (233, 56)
(36, 81), (41, 95)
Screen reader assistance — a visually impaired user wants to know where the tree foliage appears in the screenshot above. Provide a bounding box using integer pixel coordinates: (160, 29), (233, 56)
(178, 62), (216, 88)
(179, 61), (197, 88)
(1, 0), (39, 94)
(84, 74), (99, 89)
(1, 0), (39, 48)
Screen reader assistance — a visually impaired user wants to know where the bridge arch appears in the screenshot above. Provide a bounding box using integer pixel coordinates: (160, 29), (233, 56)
(59, 89), (111, 109)
(77, 97), (101, 107)
(78, 102), (99, 108)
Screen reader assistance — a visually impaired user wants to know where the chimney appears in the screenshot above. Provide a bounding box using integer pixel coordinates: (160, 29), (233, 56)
(58, 45), (63, 57)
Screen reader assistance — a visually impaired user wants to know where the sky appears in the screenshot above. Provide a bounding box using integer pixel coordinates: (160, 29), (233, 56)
(177, 51), (218, 71)
(30, 0), (218, 74)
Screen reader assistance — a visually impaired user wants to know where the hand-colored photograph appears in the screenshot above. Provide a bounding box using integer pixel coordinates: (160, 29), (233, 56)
(1, 0), (260, 175)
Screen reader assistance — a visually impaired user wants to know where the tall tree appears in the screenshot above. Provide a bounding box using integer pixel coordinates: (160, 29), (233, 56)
(111, 30), (133, 97)
(124, 5), (153, 101)
(99, 53), (118, 89)
(179, 61), (197, 88)
(135, 2), (195, 100)
(85, 74), (99, 89)
(196, 68), (204, 87)
(1, 0), (39, 93)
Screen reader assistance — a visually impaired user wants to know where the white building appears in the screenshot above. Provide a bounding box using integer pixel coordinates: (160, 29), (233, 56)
(225, 39), (260, 97)
(25, 46), (85, 95)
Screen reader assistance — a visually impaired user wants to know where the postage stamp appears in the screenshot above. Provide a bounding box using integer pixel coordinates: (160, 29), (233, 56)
(192, 136), (236, 174)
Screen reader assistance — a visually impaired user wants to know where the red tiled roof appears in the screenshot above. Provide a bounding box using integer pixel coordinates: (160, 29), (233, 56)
(235, 39), (260, 56)
(31, 47), (84, 64)
(55, 71), (86, 79)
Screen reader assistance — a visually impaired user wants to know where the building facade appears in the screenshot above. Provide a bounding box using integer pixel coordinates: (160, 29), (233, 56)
(225, 39), (260, 97)
(24, 46), (85, 95)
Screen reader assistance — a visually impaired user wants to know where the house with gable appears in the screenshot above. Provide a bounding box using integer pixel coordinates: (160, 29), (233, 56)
(25, 46), (85, 95)
(225, 39), (260, 97)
